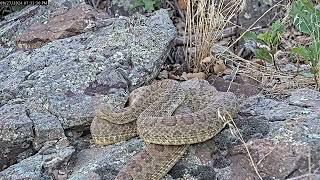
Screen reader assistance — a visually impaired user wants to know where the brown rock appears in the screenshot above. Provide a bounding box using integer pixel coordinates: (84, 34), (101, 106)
(208, 75), (261, 98)
(229, 139), (311, 180)
(16, 4), (97, 49)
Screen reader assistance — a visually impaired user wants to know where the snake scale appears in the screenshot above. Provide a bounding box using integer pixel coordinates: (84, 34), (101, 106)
(90, 79), (239, 180)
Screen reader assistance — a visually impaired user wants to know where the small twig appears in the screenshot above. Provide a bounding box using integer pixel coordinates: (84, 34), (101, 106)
(228, 119), (263, 180)
(217, 0), (286, 59)
(256, 145), (277, 166)
(173, 0), (185, 20)
(167, 53), (174, 64)
(227, 64), (239, 92)
(165, 0), (176, 10)
(174, 26), (238, 46)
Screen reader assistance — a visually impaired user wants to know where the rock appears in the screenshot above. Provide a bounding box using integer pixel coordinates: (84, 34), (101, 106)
(158, 70), (169, 79)
(0, 7), (176, 129)
(30, 112), (66, 150)
(0, 0), (87, 50)
(288, 88), (320, 108)
(240, 95), (312, 122)
(229, 139), (317, 180)
(78, 87), (320, 179)
(0, 102), (34, 171)
(15, 4), (98, 49)
(0, 1), (176, 177)
(46, 94), (108, 129)
(0, 139), (75, 180)
(234, 116), (270, 140)
(69, 138), (144, 180)
(208, 75), (261, 99)
(239, 0), (290, 29)
(186, 72), (206, 80)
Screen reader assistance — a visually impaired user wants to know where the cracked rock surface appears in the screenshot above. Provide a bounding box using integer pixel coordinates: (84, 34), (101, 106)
(0, 0), (176, 177)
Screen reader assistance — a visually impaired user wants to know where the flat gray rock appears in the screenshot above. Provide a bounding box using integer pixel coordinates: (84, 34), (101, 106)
(0, 139), (74, 180)
(0, 102), (34, 170)
(69, 138), (144, 180)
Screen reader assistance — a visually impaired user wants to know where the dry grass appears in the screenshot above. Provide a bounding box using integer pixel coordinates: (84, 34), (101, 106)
(184, 0), (245, 72)
(218, 110), (263, 179)
(183, 0), (310, 94)
(219, 51), (316, 95)
(229, 124), (263, 180)
(195, 0), (316, 95)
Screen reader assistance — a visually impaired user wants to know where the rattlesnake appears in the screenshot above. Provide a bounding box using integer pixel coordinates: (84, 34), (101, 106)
(90, 79), (239, 180)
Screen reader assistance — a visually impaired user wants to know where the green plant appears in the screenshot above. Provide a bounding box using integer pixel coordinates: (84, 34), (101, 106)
(290, 0), (320, 39)
(290, 0), (320, 89)
(133, 0), (161, 12)
(243, 20), (285, 69)
(292, 41), (320, 87)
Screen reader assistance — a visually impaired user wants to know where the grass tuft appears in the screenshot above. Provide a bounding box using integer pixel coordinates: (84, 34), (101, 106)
(184, 0), (245, 73)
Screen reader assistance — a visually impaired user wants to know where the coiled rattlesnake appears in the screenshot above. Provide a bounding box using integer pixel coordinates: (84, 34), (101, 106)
(90, 79), (239, 180)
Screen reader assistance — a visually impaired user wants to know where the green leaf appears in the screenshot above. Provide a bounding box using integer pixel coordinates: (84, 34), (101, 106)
(292, 41), (320, 68)
(243, 31), (258, 41)
(255, 48), (273, 63)
(270, 20), (284, 46)
(154, 0), (161, 8)
(257, 32), (272, 46)
(292, 46), (309, 60)
(143, 0), (156, 12)
(133, 0), (160, 12)
(308, 41), (320, 66)
(290, 0), (320, 38)
(271, 20), (285, 33)
(133, 0), (145, 8)
(243, 20), (284, 52)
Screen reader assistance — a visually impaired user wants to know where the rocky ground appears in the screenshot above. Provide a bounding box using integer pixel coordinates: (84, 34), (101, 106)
(0, 0), (319, 179)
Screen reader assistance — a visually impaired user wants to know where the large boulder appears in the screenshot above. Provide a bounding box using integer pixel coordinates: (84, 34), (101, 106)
(0, 1), (176, 174)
